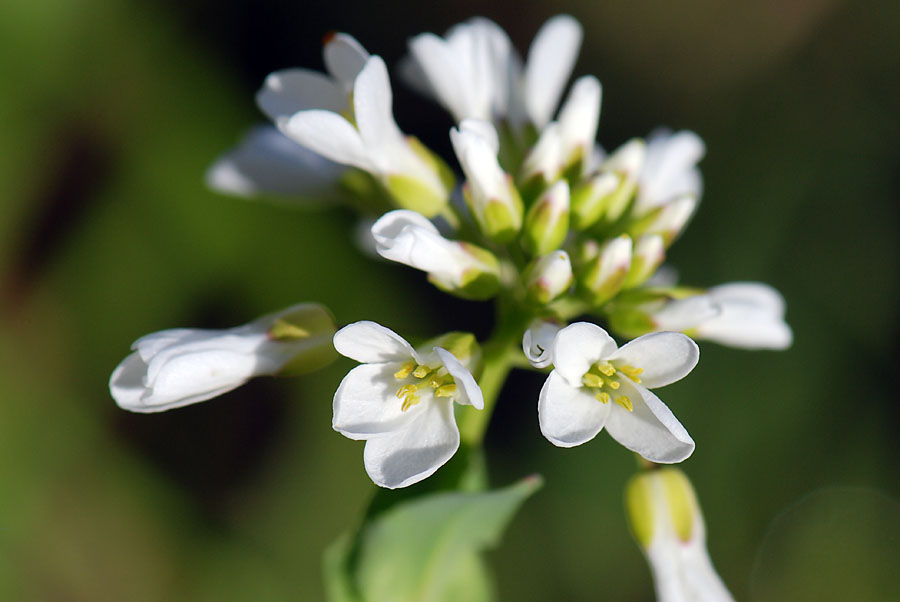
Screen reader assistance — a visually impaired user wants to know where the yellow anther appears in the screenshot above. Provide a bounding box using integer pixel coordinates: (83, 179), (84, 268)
(603, 376), (620, 390)
(394, 361), (416, 380)
(582, 373), (603, 388)
(396, 384), (418, 399)
(615, 395), (633, 412)
(595, 391), (611, 404)
(413, 364), (432, 378)
(619, 365), (644, 383)
(596, 361), (617, 376)
(436, 384), (458, 398)
(401, 394), (421, 412)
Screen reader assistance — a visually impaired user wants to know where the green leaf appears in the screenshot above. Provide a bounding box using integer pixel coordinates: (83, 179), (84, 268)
(325, 476), (542, 602)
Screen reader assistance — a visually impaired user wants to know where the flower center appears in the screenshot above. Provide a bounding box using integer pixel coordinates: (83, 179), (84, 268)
(393, 360), (457, 411)
(581, 361), (643, 411)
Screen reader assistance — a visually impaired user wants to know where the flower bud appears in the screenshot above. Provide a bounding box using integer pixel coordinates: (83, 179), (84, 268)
(520, 122), (563, 190)
(598, 138), (645, 223)
(578, 234), (632, 305)
(627, 194), (697, 247)
(557, 75), (601, 176)
(524, 251), (574, 304)
(625, 468), (735, 602)
(622, 234), (665, 289)
(109, 303), (337, 413)
(384, 136), (456, 217)
(570, 171), (621, 230)
(451, 120), (524, 242)
(521, 180), (570, 256)
(522, 318), (564, 368)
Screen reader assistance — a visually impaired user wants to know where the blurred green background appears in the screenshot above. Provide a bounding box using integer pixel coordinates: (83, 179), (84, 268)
(1, 0), (898, 600)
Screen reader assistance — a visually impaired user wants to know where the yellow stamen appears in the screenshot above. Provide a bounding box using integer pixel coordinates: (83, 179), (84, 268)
(396, 384), (418, 399)
(401, 394), (421, 411)
(602, 376), (620, 390)
(436, 384), (458, 398)
(413, 364), (431, 378)
(582, 373), (603, 388)
(595, 391), (611, 404)
(596, 361), (617, 376)
(615, 395), (633, 412)
(619, 365), (644, 383)
(393, 361), (416, 380)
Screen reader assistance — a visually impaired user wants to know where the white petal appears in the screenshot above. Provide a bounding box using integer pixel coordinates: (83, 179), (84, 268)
(206, 126), (344, 198)
(371, 209), (440, 241)
(538, 371), (610, 447)
(256, 69), (345, 124)
(132, 328), (197, 360)
(332, 363), (413, 438)
(709, 282), (785, 317)
(110, 352), (154, 410)
(408, 33), (474, 121)
(333, 321), (415, 363)
(323, 33), (369, 92)
(282, 110), (373, 171)
(450, 125), (508, 203)
(524, 15), (583, 128)
(552, 322), (618, 387)
(458, 118), (499, 155)
(523, 319), (563, 369)
(371, 210), (467, 283)
(637, 129), (705, 214)
(434, 347), (483, 409)
(611, 332), (699, 389)
(363, 399), (459, 488)
(696, 312), (793, 350)
(353, 56), (405, 161)
(558, 75), (601, 156)
(604, 380), (694, 463)
(143, 348), (258, 408)
(650, 295), (720, 331)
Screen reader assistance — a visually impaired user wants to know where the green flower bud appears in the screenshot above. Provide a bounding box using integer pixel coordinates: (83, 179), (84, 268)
(578, 234), (632, 305)
(522, 180), (570, 256)
(622, 234), (665, 289)
(570, 172), (621, 230)
(524, 251), (574, 304)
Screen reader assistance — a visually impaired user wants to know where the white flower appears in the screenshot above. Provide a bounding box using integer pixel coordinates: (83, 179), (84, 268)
(260, 36), (450, 215)
(110, 304), (336, 413)
(522, 319), (563, 369)
(371, 209), (500, 299)
(406, 18), (514, 123)
(405, 15), (583, 130)
(635, 129), (705, 216)
(206, 125), (345, 201)
(332, 322), (483, 489)
(626, 468), (735, 602)
(538, 322), (696, 463)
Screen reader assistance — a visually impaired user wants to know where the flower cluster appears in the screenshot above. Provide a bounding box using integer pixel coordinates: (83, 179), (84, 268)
(113, 15), (791, 490)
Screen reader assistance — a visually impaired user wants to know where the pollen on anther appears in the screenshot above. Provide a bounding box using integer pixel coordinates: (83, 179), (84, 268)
(413, 365), (431, 378)
(615, 395), (633, 411)
(394, 361), (415, 380)
(595, 391), (611, 404)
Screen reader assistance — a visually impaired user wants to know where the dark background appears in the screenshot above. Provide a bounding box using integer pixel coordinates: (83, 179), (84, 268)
(1, 0), (898, 600)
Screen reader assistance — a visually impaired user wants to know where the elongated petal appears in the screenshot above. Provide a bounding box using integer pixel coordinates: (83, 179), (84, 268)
(323, 33), (369, 92)
(651, 295), (719, 331)
(408, 33), (473, 121)
(333, 321), (415, 363)
(524, 15), (583, 128)
(363, 399), (459, 488)
(256, 69), (345, 124)
(522, 319), (563, 369)
(333, 363), (413, 438)
(709, 282), (785, 316)
(611, 332), (699, 389)
(558, 75), (601, 155)
(354, 56), (405, 161)
(604, 380), (694, 463)
(458, 118), (499, 155)
(538, 370), (610, 447)
(206, 126), (344, 198)
(552, 322), (618, 387)
(371, 210), (467, 283)
(282, 110), (373, 171)
(434, 347), (483, 409)
(696, 312), (793, 350)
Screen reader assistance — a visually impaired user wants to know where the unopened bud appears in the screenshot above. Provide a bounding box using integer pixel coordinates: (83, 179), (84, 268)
(627, 194), (697, 247)
(522, 180), (570, 256)
(622, 234), (664, 289)
(579, 234), (632, 305)
(570, 171), (621, 230)
(599, 139), (646, 223)
(524, 251), (574, 304)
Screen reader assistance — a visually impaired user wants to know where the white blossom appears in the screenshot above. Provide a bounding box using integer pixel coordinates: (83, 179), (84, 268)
(538, 322), (696, 463)
(333, 322), (483, 488)
(636, 129), (705, 216)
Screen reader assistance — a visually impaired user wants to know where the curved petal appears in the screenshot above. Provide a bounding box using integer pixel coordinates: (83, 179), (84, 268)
(143, 349), (258, 406)
(362, 399), (459, 488)
(458, 118), (500, 155)
(371, 209), (440, 244)
(109, 352), (152, 410)
(408, 33), (472, 121)
(604, 380), (694, 463)
(552, 322), (618, 387)
(323, 33), (369, 92)
(538, 371), (610, 447)
(651, 295), (719, 331)
(332, 363), (413, 438)
(696, 313), (793, 350)
(282, 110), (373, 171)
(434, 347), (483, 409)
(709, 282), (785, 317)
(206, 125), (344, 198)
(522, 319), (563, 369)
(524, 15), (583, 128)
(333, 321), (414, 363)
(256, 69), (345, 124)
(611, 332), (699, 389)
(558, 75), (601, 155)
(371, 211), (465, 282)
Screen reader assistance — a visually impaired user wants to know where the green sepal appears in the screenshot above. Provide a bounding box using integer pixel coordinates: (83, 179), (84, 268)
(521, 190), (569, 257)
(384, 173), (448, 218)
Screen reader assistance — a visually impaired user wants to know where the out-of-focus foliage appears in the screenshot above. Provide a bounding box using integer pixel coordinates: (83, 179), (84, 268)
(0, 0), (897, 600)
